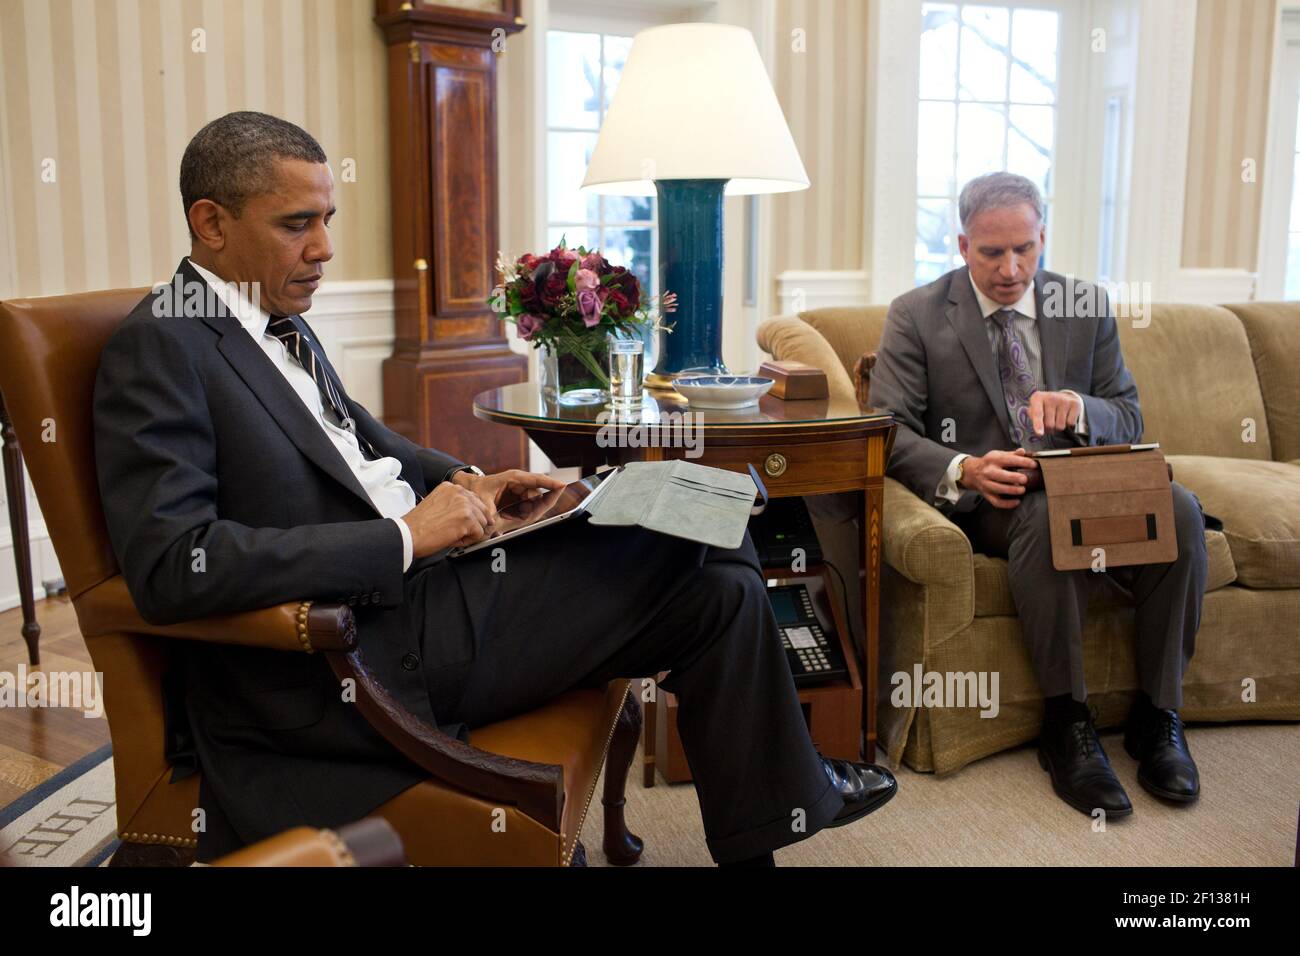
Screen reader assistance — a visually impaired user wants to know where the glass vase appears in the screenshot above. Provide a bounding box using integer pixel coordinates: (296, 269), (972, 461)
(539, 340), (611, 406)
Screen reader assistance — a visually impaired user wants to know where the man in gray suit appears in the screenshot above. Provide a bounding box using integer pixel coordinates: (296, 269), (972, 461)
(869, 172), (1207, 817)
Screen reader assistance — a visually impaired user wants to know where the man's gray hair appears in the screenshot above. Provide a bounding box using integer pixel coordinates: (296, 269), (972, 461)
(180, 111), (326, 239)
(958, 172), (1044, 232)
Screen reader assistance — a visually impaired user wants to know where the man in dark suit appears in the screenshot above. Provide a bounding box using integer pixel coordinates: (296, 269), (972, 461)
(869, 172), (1207, 817)
(92, 110), (896, 865)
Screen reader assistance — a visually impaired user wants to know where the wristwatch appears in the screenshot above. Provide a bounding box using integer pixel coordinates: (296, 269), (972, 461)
(447, 464), (485, 484)
(955, 456), (968, 488)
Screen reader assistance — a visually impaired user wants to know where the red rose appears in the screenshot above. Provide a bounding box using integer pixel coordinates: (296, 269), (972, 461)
(531, 260), (569, 310)
(518, 277), (540, 312)
(605, 268), (640, 317)
(548, 247), (578, 271)
(517, 253), (543, 271)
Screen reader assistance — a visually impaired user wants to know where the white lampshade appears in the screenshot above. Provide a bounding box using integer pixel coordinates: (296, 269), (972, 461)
(580, 23), (809, 197)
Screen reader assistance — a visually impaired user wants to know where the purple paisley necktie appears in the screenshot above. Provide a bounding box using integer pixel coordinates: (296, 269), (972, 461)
(990, 309), (1042, 448)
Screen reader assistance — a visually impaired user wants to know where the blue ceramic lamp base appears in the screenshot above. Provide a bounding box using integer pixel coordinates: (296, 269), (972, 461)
(646, 178), (729, 388)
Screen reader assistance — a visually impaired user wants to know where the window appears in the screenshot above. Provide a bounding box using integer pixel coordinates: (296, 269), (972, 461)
(545, 30), (656, 295)
(914, 2), (1061, 286)
(1097, 93), (1126, 284)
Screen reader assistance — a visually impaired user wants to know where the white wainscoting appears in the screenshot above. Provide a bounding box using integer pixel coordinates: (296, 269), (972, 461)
(1169, 269), (1259, 305)
(0, 279), (399, 615)
(774, 270), (873, 316)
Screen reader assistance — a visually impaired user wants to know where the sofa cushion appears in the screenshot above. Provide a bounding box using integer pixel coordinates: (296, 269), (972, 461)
(1221, 302), (1300, 463)
(1169, 455), (1300, 588)
(1115, 304), (1272, 460)
(971, 528), (1236, 617)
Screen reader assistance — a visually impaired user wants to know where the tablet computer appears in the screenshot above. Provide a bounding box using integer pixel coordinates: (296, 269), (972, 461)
(448, 468), (620, 557)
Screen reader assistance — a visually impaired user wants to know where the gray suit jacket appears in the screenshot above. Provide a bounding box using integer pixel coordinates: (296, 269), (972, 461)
(868, 267), (1143, 514)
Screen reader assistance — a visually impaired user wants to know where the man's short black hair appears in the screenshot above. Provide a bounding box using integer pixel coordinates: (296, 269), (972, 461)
(179, 111), (327, 239)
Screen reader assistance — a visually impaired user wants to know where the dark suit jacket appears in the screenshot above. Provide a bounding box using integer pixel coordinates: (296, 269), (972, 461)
(868, 267), (1143, 515)
(93, 259), (471, 860)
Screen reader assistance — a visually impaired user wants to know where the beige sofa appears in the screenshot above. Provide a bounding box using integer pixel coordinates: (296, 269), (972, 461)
(757, 302), (1300, 773)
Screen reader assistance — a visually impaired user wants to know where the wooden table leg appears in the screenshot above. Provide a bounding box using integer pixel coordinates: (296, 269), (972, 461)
(861, 436), (888, 763)
(642, 679), (657, 788)
(0, 389), (40, 665)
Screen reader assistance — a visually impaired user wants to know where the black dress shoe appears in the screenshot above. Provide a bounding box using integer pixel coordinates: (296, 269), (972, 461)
(821, 757), (898, 828)
(1037, 716), (1133, 817)
(1124, 704), (1200, 803)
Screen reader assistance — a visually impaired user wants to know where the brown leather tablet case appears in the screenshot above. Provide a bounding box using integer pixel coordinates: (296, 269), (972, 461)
(1035, 446), (1179, 571)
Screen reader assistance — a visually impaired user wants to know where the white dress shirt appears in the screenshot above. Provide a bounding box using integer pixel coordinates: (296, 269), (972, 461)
(189, 260), (416, 570)
(934, 274), (1087, 505)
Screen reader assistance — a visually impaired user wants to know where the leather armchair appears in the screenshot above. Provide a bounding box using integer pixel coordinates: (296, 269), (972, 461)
(213, 817), (408, 867)
(0, 289), (644, 867)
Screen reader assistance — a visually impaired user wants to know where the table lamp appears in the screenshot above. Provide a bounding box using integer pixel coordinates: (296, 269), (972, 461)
(581, 23), (809, 388)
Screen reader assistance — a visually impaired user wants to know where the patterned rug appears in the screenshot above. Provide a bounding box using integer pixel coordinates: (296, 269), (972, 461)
(0, 745), (119, 867)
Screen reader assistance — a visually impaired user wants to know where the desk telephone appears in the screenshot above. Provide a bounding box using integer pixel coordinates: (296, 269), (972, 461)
(750, 496), (849, 686)
(767, 582), (849, 686)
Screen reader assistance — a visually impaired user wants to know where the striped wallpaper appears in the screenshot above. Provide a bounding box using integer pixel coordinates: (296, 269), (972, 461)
(1181, 0), (1276, 271)
(769, 0), (869, 276)
(0, 0), (391, 299)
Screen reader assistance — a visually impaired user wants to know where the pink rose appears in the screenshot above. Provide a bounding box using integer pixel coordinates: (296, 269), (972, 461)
(574, 268), (599, 292)
(580, 252), (609, 272)
(577, 288), (604, 328)
(516, 312), (544, 341)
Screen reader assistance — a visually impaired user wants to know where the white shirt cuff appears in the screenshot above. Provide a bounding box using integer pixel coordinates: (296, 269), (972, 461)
(1062, 390), (1087, 435)
(392, 516), (413, 572)
(935, 453), (970, 505)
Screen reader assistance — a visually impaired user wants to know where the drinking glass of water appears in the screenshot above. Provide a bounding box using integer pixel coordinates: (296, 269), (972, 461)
(608, 333), (644, 416)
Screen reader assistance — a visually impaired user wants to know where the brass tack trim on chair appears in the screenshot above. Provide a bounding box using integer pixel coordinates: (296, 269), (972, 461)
(296, 601), (315, 653)
(119, 831), (197, 848)
(562, 686), (631, 866)
(319, 828), (358, 867)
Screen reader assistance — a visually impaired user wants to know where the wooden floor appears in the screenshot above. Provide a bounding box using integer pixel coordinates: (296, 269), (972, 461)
(0, 595), (111, 808)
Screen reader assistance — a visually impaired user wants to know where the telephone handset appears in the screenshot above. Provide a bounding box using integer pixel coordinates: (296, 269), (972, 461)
(768, 582), (849, 686)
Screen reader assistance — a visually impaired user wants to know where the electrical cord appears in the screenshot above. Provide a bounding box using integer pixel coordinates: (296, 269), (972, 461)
(822, 558), (858, 651)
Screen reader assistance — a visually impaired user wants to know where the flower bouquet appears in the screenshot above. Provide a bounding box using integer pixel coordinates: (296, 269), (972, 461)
(490, 239), (675, 404)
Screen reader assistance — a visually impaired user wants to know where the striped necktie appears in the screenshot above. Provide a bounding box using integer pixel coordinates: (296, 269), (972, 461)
(266, 314), (379, 459)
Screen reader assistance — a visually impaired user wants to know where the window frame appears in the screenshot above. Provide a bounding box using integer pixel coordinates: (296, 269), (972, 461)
(868, 0), (1096, 305)
(1257, 7), (1300, 300)
(913, 1), (1064, 287)
(544, 7), (674, 297)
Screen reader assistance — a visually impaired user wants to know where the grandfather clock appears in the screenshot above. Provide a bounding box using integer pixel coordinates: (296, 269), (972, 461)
(375, 0), (527, 471)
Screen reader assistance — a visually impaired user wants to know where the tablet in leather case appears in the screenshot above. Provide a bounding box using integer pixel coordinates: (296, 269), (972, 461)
(1034, 445), (1178, 571)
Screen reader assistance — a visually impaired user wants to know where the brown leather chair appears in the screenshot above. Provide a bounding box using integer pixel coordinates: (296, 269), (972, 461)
(0, 289), (644, 867)
(213, 817), (408, 867)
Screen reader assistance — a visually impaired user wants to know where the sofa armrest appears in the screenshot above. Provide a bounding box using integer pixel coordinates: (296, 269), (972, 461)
(756, 315), (858, 405)
(73, 574), (357, 653)
(882, 478), (975, 589)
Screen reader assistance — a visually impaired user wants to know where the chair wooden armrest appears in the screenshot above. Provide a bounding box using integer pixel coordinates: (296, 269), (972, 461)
(73, 574), (357, 653)
(213, 818), (407, 867)
(325, 649), (566, 833)
(74, 576), (567, 834)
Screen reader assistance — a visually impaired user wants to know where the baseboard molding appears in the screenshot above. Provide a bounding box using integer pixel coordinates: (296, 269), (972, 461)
(1171, 268), (1258, 305)
(0, 517), (55, 614)
(775, 270), (872, 315)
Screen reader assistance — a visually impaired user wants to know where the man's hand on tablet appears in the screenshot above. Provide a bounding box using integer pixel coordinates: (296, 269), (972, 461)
(451, 468), (566, 524)
(401, 482), (495, 557)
